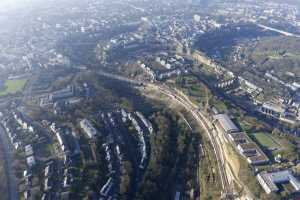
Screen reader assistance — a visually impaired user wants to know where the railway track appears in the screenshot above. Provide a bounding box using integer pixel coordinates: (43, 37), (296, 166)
(156, 85), (233, 199)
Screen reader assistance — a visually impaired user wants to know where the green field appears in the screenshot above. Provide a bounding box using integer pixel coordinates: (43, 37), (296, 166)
(253, 132), (279, 149)
(0, 79), (27, 96)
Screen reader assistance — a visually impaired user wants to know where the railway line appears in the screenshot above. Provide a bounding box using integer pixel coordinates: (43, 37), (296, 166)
(155, 85), (233, 199)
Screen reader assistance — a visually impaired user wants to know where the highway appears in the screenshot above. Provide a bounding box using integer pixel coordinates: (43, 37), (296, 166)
(154, 85), (232, 199)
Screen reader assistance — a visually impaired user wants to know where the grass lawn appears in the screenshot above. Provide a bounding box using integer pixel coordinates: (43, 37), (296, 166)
(271, 135), (299, 162)
(253, 132), (279, 149)
(0, 79), (27, 96)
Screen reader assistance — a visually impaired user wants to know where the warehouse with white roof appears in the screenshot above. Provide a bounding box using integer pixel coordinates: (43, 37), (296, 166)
(214, 114), (240, 134)
(257, 170), (300, 194)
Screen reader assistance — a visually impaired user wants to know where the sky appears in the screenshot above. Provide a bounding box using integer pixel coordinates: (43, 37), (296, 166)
(0, 0), (38, 13)
(0, 0), (21, 6)
(0, 0), (32, 8)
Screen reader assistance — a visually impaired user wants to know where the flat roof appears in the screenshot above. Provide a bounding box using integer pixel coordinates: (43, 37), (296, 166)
(258, 173), (278, 192)
(238, 142), (257, 150)
(238, 141), (270, 164)
(258, 170), (300, 193)
(229, 133), (249, 145)
(262, 102), (285, 113)
(230, 132), (248, 140)
(248, 154), (269, 162)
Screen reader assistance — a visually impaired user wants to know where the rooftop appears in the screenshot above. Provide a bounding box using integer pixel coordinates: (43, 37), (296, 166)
(262, 102), (285, 113)
(238, 142), (257, 151)
(228, 132), (249, 144)
(257, 170), (300, 194)
(214, 114), (239, 133)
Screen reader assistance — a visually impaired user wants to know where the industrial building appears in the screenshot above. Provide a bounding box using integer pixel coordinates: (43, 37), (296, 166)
(257, 170), (300, 194)
(214, 114), (240, 134)
(214, 114), (269, 165)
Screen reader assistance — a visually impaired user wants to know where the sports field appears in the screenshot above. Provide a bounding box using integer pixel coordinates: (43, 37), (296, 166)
(0, 79), (27, 96)
(253, 132), (279, 149)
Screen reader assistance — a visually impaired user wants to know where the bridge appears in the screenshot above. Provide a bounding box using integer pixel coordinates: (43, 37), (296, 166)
(257, 24), (300, 38)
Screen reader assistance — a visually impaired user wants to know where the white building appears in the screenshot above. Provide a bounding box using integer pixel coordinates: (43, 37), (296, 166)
(257, 170), (300, 194)
(214, 114), (240, 134)
(80, 119), (97, 138)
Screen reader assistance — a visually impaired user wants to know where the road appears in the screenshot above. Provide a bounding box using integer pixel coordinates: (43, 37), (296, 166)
(257, 24), (300, 38)
(0, 125), (19, 200)
(153, 84), (232, 199)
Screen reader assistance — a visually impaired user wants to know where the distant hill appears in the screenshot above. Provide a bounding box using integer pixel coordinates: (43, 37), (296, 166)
(193, 23), (278, 59)
(244, 36), (300, 79)
(264, 0), (300, 7)
(189, 0), (220, 7)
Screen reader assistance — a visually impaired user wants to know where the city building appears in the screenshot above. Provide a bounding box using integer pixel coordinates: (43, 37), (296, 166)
(50, 85), (75, 101)
(261, 102), (285, 118)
